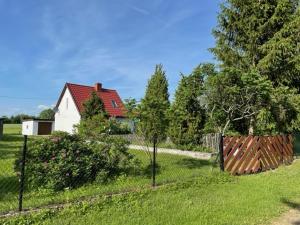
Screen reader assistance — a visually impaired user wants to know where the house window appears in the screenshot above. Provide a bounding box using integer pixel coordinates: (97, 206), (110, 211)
(111, 100), (118, 108)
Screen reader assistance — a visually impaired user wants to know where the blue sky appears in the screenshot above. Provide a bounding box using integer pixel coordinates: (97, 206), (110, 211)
(0, 0), (221, 116)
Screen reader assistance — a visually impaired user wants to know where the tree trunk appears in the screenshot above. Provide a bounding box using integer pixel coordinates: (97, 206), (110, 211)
(222, 120), (230, 136)
(248, 117), (255, 135)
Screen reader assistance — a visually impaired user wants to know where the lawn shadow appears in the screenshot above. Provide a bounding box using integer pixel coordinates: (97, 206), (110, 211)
(176, 158), (212, 169)
(1, 134), (24, 143)
(0, 175), (19, 200)
(141, 163), (162, 178)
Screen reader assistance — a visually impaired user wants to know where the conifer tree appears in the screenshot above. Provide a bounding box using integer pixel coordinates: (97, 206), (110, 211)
(81, 91), (106, 120)
(211, 0), (297, 72)
(168, 64), (212, 145)
(139, 64), (170, 142)
(258, 8), (300, 89)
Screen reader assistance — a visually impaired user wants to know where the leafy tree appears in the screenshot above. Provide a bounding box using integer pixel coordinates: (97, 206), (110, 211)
(138, 64), (170, 142)
(81, 91), (106, 120)
(168, 64), (211, 145)
(39, 108), (55, 120)
(206, 69), (273, 135)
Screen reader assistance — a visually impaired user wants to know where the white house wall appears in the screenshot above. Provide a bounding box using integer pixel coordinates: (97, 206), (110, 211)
(54, 88), (81, 134)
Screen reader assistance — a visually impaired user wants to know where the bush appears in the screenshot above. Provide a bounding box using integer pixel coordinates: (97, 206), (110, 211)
(15, 132), (138, 191)
(108, 118), (131, 135)
(76, 114), (131, 140)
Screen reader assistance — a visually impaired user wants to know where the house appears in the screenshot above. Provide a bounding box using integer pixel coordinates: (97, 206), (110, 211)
(0, 118), (3, 140)
(22, 119), (54, 136)
(54, 83), (126, 133)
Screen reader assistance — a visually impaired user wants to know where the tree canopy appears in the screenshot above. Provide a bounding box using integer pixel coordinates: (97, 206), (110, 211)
(39, 108), (55, 120)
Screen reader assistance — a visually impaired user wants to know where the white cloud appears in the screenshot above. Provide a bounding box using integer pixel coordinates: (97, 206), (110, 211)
(37, 104), (53, 110)
(129, 5), (151, 15)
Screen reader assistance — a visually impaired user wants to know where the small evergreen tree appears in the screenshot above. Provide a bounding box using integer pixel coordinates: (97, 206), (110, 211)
(81, 91), (106, 120)
(139, 64), (170, 142)
(168, 64), (211, 146)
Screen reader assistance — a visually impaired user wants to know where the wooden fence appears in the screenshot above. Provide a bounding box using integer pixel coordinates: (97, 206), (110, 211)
(222, 135), (294, 175)
(201, 133), (220, 152)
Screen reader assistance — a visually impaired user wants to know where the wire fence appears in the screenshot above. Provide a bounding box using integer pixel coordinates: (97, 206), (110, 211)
(0, 129), (220, 216)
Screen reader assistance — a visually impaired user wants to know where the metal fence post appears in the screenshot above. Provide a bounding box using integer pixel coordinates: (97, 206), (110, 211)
(152, 134), (157, 187)
(19, 135), (28, 212)
(219, 133), (224, 171)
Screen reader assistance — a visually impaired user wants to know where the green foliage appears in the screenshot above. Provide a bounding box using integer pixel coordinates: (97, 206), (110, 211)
(206, 68), (273, 134)
(211, 0), (297, 70)
(14, 132), (137, 191)
(138, 64), (170, 142)
(123, 98), (139, 132)
(2, 114), (35, 124)
(82, 91), (106, 120)
(77, 114), (110, 140)
(208, 0), (300, 134)
(168, 64), (209, 145)
(123, 98), (139, 120)
(77, 114), (131, 140)
(258, 8), (300, 89)
(107, 118), (131, 135)
(39, 108), (55, 120)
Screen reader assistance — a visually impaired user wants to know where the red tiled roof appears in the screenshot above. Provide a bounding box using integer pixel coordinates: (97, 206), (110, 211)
(57, 83), (126, 118)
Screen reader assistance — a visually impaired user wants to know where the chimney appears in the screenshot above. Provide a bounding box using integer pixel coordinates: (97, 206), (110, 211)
(94, 83), (102, 92)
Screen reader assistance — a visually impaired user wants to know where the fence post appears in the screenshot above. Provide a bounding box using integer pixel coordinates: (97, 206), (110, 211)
(219, 133), (224, 171)
(152, 134), (157, 187)
(19, 135), (27, 212)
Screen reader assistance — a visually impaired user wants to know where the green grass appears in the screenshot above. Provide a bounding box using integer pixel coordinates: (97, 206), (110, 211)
(2, 124), (300, 225)
(0, 124), (213, 214)
(3, 162), (300, 225)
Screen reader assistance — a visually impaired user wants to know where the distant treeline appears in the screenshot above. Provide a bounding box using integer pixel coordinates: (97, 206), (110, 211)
(2, 109), (55, 124)
(1, 114), (36, 124)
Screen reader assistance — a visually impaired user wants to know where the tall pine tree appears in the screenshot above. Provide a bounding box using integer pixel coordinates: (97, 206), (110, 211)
(139, 64), (170, 142)
(258, 8), (300, 89)
(211, 0), (297, 72)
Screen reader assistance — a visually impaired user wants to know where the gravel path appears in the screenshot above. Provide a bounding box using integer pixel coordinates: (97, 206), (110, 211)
(129, 144), (213, 160)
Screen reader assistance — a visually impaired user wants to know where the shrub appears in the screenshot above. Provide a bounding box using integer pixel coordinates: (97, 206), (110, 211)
(76, 114), (109, 140)
(76, 114), (131, 140)
(15, 132), (138, 191)
(107, 118), (131, 135)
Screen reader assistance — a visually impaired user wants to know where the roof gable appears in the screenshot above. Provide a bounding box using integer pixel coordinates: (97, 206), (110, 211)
(56, 83), (126, 117)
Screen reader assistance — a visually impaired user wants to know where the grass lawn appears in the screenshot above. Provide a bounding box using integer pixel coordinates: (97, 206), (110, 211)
(3, 161), (300, 225)
(0, 124), (212, 214)
(2, 124), (300, 225)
